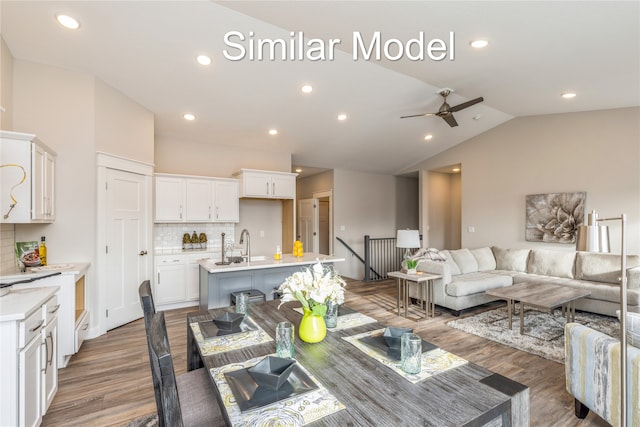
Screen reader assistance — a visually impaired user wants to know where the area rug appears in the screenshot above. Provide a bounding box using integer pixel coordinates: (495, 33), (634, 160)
(447, 307), (619, 363)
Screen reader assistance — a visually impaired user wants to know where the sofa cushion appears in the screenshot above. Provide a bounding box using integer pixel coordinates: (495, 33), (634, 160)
(470, 247), (497, 271)
(527, 249), (575, 279)
(616, 310), (640, 348)
(492, 247), (530, 272)
(449, 249), (479, 274)
(446, 272), (512, 297)
(440, 250), (462, 276)
(576, 252), (640, 284)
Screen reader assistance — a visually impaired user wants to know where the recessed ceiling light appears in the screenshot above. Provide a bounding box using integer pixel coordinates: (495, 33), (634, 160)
(301, 85), (313, 94)
(473, 115), (482, 121)
(268, 129), (278, 135)
(561, 92), (577, 99)
(295, 168), (303, 173)
(337, 113), (347, 121)
(424, 134), (433, 140)
(196, 55), (212, 66)
(470, 40), (488, 48)
(56, 14), (80, 30)
(183, 113), (195, 121)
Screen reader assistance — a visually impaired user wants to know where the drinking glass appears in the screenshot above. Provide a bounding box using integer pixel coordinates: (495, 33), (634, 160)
(324, 301), (338, 328)
(401, 333), (422, 374)
(276, 321), (295, 359)
(236, 292), (249, 316)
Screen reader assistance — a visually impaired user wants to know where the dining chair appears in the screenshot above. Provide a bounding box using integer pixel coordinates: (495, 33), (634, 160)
(138, 280), (164, 423)
(147, 311), (225, 427)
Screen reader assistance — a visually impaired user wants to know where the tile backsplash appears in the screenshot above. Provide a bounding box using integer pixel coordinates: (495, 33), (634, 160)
(1, 223), (16, 274)
(154, 223), (236, 254)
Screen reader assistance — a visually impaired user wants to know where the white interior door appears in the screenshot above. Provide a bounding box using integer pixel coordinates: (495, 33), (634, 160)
(105, 168), (149, 330)
(298, 198), (319, 253)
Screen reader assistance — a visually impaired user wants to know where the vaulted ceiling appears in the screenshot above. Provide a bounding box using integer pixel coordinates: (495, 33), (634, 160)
(1, 1), (638, 176)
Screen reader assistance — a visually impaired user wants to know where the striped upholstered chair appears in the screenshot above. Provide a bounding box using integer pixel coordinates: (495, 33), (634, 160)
(565, 322), (640, 426)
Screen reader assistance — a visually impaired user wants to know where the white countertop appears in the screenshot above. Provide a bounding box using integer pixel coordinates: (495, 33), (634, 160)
(199, 253), (345, 273)
(0, 286), (59, 322)
(0, 262), (91, 285)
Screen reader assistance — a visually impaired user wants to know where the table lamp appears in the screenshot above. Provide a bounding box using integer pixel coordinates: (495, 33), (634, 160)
(396, 229), (420, 260)
(576, 209), (628, 426)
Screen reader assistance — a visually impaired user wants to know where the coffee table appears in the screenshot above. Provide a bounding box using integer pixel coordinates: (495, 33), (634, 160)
(485, 282), (591, 334)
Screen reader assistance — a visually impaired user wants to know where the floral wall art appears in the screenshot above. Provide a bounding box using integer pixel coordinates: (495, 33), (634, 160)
(525, 192), (585, 243)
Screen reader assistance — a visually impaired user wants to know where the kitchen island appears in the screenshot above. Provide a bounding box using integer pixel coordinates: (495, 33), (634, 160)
(198, 253), (344, 310)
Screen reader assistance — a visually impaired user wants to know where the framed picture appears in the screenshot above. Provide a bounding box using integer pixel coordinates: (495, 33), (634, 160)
(525, 192), (585, 243)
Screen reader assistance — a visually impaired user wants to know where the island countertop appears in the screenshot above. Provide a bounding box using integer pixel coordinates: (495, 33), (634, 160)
(198, 253), (345, 273)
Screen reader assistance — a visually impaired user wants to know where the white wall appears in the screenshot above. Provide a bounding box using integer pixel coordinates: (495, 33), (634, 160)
(1, 38), (13, 130)
(395, 176), (419, 230)
(296, 170), (334, 199)
(333, 169), (397, 279)
(410, 107), (640, 254)
(95, 79), (154, 164)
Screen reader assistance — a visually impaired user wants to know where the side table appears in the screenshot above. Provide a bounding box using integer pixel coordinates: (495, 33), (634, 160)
(388, 271), (442, 319)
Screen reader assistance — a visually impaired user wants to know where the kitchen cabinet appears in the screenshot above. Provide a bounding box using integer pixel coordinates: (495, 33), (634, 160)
(155, 176), (185, 221)
(1, 130), (56, 223)
(14, 264), (90, 368)
(0, 286), (59, 427)
(155, 174), (239, 223)
(155, 256), (186, 304)
(233, 169), (296, 199)
(155, 252), (214, 308)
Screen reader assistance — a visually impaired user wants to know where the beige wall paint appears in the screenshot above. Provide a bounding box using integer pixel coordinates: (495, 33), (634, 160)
(95, 79), (154, 164)
(411, 107), (640, 254)
(235, 199), (283, 257)
(1, 37), (13, 130)
(296, 170), (334, 200)
(395, 176), (419, 230)
(154, 135), (291, 177)
(333, 169), (396, 279)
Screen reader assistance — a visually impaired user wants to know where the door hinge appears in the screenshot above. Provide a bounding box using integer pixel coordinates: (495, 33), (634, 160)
(106, 245), (109, 254)
(106, 309), (109, 317)
(105, 182), (108, 190)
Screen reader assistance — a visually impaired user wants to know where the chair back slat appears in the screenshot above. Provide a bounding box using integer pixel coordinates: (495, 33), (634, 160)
(138, 280), (166, 426)
(149, 311), (184, 427)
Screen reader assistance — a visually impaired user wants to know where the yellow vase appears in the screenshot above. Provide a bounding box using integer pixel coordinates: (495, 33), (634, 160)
(298, 307), (326, 343)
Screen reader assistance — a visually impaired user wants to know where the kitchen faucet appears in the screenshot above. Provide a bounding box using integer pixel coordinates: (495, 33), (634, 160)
(239, 229), (251, 263)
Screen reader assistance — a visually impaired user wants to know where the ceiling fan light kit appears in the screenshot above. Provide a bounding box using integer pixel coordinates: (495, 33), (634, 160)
(401, 88), (484, 127)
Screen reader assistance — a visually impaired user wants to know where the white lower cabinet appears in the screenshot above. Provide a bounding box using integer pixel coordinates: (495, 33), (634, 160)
(155, 252), (214, 308)
(0, 287), (59, 427)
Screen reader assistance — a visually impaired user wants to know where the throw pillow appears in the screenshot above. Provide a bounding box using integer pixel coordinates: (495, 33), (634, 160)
(491, 247), (530, 272)
(440, 250), (462, 276)
(470, 247), (497, 271)
(449, 248), (479, 274)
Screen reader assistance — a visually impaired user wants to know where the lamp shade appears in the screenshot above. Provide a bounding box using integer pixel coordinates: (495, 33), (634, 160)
(396, 230), (420, 249)
(575, 225), (610, 252)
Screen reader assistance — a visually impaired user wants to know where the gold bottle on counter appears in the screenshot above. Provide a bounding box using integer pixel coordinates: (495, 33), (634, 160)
(39, 236), (47, 266)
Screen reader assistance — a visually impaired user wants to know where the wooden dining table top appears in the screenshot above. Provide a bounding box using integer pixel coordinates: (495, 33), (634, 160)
(186, 299), (528, 426)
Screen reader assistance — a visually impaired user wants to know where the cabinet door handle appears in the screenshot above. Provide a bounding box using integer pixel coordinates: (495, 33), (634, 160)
(50, 304), (61, 314)
(266, 181), (269, 195)
(272, 182), (275, 195)
(30, 319), (44, 332)
(139, 250), (148, 256)
(158, 272), (160, 284)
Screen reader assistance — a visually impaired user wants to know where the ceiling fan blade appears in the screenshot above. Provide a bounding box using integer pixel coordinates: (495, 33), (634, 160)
(400, 113), (436, 119)
(449, 97), (484, 112)
(442, 114), (458, 127)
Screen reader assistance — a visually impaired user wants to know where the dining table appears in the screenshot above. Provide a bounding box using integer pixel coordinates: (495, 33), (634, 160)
(186, 299), (529, 426)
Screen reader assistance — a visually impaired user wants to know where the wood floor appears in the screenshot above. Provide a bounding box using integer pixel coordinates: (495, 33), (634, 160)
(42, 278), (609, 427)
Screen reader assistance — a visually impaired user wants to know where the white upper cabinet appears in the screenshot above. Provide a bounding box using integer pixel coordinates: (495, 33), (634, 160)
(233, 169), (296, 199)
(155, 174), (239, 223)
(155, 176), (185, 222)
(1, 131), (56, 223)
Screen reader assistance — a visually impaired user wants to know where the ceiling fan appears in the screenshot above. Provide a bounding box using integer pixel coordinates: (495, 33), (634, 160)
(400, 88), (484, 127)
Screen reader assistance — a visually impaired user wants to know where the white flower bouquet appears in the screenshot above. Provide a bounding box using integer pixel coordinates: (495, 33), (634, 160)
(276, 262), (347, 316)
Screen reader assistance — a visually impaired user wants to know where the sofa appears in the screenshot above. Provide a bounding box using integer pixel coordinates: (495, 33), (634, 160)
(565, 321), (640, 426)
(411, 246), (640, 317)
